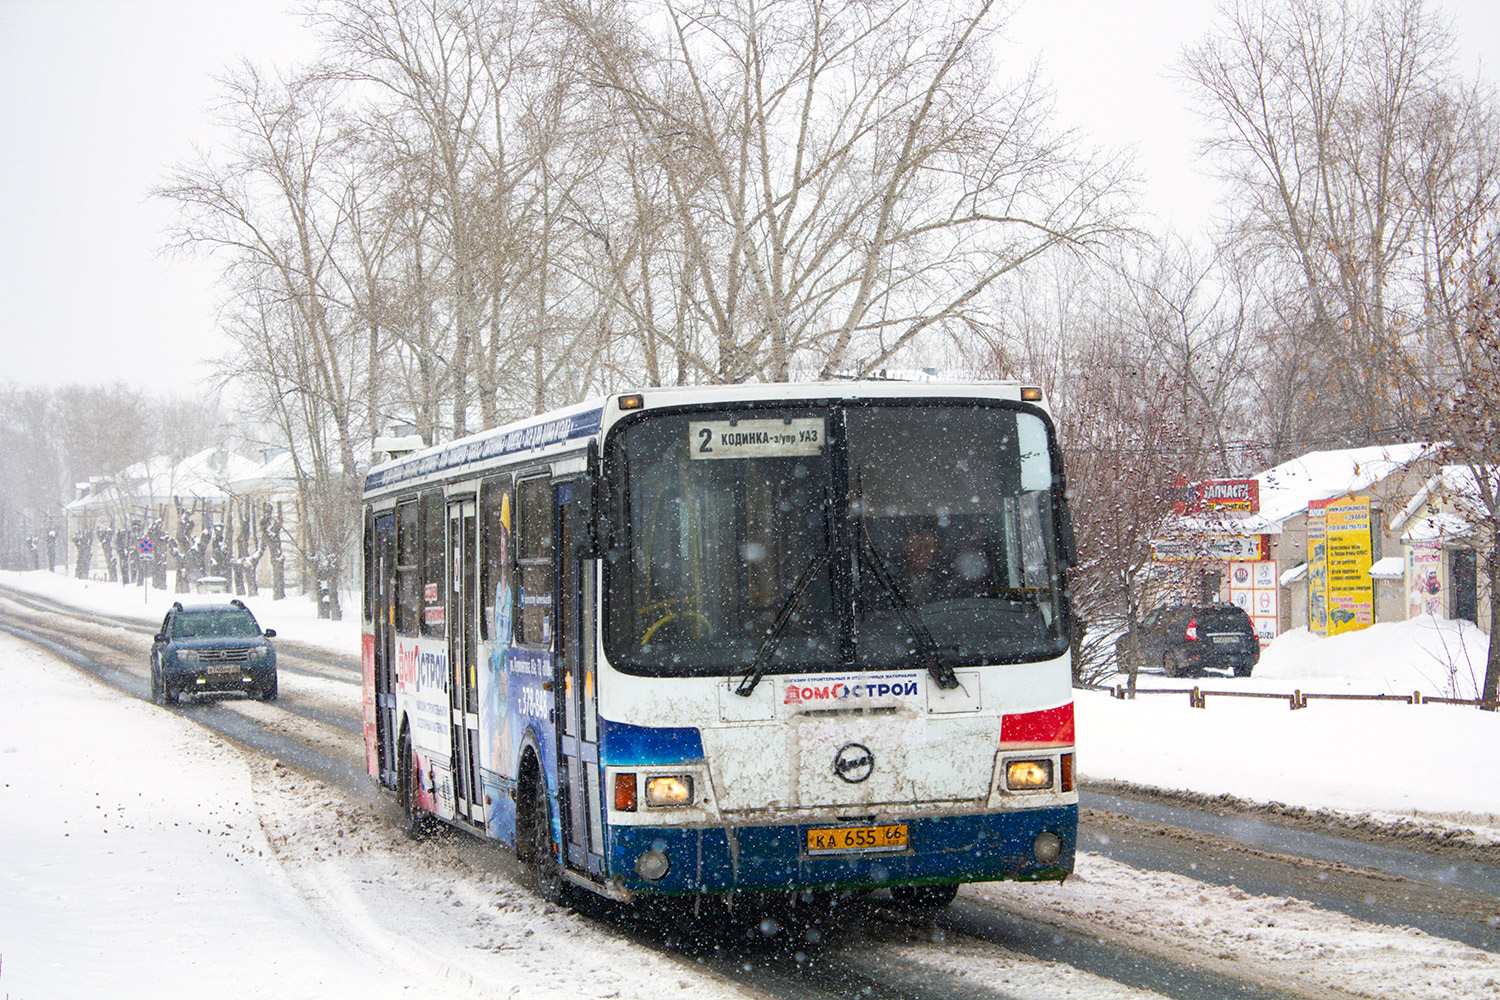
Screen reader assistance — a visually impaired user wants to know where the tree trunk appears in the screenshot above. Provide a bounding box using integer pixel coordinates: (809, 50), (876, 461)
(1483, 533), (1500, 710)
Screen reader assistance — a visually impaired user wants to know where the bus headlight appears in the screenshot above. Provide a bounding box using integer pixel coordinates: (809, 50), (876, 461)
(645, 775), (694, 807)
(1005, 759), (1053, 791)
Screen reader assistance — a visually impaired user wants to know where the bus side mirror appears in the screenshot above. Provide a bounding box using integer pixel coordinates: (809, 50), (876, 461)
(577, 438), (609, 559)
(573, 491), (602, 559)
(1056, 497), (1077, 568)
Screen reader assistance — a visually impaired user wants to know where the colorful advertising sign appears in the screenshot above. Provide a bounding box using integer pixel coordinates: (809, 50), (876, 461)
(1324, 496), (1374, 635)
(1307, 499), (1329, 636)
(1228, 560), (1279, 645)
(1197, 479), (1260, 513)
(1407, 542), (1444, 618)
(1151, 534), (1270, 563)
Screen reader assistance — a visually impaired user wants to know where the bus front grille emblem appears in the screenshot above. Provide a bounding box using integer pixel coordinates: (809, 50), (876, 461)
(833, 742), (874, 783)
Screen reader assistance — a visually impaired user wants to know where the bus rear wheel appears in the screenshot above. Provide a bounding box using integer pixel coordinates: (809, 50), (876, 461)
(398, 729), (431, 840)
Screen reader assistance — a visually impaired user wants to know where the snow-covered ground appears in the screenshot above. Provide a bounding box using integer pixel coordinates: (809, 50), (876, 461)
(0, 630), (772, 1000)
(1089, 615), (1499, 839)
(3, 569), (1499, 998)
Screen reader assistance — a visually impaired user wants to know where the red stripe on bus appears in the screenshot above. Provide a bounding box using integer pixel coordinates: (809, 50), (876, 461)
(1001, 702), (1074, 743)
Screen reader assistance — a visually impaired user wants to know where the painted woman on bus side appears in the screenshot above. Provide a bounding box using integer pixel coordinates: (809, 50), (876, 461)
(483, 492), (515, 834)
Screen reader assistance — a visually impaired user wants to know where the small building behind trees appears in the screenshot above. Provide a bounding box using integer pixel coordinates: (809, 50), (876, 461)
(62, 447), (303, 598)
(1140, 443), (1491, 640)
(1390, 465), (1496, 634)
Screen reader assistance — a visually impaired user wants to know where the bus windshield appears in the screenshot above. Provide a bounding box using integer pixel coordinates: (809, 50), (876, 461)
(603, 403), (1068, 678)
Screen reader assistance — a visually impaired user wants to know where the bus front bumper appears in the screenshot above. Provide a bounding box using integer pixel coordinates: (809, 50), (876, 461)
(606, 804), (1076, 896)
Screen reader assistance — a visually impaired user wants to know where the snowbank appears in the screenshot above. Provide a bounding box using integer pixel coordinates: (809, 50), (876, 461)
(1256, 618), (1491, 701)
(1091, 615), (1497, 832)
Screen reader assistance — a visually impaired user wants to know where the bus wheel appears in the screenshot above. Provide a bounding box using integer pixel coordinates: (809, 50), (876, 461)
(519, 763), (563, 904)
(398, 729), (430, 841)
(890, 883), (959, 910)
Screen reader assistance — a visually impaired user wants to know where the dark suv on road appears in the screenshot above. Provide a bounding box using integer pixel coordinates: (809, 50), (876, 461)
(151, 600), (278, 704)
(1115, 603), (1260, 677)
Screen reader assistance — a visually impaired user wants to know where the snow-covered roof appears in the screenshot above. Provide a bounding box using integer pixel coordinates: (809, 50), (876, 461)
(230, 450), (298, 493)
(1255, 443), (1435, 524)
(1280, 562), (1307, 586)
(150, 448), (262, 500)
(1401, 512), (1473, 543)
(63, 448), (288, 515)
(1157, 510), (1283, 538)
(1391, 464), (1497, 532)
(1367, 556), (1405, 580)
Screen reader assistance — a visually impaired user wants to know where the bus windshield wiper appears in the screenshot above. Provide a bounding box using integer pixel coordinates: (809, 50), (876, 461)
(734, 547), (831, 697)
(858, 528), (960, 690)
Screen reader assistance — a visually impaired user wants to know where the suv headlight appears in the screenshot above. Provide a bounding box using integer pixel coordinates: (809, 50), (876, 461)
(247, 646), (269, 662)
(178, 649), (200, 664)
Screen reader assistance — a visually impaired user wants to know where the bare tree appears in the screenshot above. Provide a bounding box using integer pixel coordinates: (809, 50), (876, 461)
(992, 254), (1228, 688)
(159, 64), (367, 617)
(1115, 237), (1257, 473)
(1395, 204), (1500, 706)
(1185, 0), (1464, 443)
(561, 0), (1132, 383)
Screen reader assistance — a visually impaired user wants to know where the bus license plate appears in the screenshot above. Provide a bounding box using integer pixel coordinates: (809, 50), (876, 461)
(806, 824), (908, 855)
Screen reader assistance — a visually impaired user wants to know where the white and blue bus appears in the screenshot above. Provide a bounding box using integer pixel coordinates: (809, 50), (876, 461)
(361, 380), (1078, 906)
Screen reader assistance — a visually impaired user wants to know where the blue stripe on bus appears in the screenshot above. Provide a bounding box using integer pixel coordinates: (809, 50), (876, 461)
(606, 805), (1077, 895)
(364, 407), (604, 493)
(598, 719), (705, 765)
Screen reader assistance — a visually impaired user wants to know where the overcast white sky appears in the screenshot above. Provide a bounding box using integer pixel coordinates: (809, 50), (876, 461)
(2, 0), (1499, 395)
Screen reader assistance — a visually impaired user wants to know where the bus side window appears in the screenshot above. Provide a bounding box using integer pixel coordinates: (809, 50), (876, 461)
(480, 475), (513, 642)
(362, 508), (374, 624)
(395, 499), (420, 636)
(420, 489), (445, 636)
(516, 477), (554, 647)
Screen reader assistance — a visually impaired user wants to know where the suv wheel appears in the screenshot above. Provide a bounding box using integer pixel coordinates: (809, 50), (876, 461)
(1165, 649), (1192, 678)
(150, 658), (165, 706)
(258, 673), (279, 702)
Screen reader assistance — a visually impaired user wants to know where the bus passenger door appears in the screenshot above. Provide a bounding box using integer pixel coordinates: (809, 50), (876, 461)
(556, 483), (604, 874)
(448, 498), (484, 827)
(373, 513), (398, 787)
